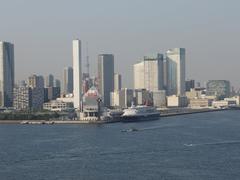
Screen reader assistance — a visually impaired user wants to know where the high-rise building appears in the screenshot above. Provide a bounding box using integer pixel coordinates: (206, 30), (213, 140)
(98, 54), (114, 107)
(206, 80), (230, 100)
(73, 40), (82, 109)
(185, 80), (195, 92)
(13, 86), (32, 110)
(133, 54), (164, 91)
(196, 82), (201, 88)
(44, 87), (61, 102)
(110, 88), (134, 108)
(45, 74), (54, 87)
(0, 41), (14, 107)
(133, 61), (144, 90)
(28, 75), (44, 89)
(63, 67), (73, 94)
(114, 73), (122, 91)
(166, 48), (186, 96)
(28, 74), (44, 110)
(163, 58), (168, 90)
(55, 79), (61, 88)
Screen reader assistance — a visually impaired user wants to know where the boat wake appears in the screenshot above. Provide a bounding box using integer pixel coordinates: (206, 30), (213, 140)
(121, 124), (182, 133)
(184, 140), (240, 147)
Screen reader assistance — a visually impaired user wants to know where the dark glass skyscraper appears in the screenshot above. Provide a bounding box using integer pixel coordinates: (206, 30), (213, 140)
(0, 41), (14, 107)
(63, 67), (73, 94)
(98, 54), (114, 107)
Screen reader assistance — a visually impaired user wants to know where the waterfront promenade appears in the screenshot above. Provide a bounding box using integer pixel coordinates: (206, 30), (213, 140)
(0, 108), (230, 124)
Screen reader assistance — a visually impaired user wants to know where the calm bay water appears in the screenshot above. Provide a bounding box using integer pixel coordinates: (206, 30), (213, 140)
(0, 110), (240, 180)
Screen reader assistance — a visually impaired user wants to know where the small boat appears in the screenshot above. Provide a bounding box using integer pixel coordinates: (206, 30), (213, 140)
(121, 127), (139, 132)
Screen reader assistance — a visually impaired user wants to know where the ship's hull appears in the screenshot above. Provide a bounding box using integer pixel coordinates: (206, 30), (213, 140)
(121, 113), (160, 122)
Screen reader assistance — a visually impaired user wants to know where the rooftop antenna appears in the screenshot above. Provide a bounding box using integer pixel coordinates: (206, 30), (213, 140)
(86, 42), (90, 77)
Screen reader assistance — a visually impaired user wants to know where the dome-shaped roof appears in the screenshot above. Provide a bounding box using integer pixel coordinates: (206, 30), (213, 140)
(84, 86), (100, 97)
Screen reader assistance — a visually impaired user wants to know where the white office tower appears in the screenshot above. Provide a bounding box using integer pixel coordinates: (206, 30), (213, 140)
(133, 61), (144, 90)
(133, 54), (164, 91)
(0, 41), (14, 107)
(73, 40), (82, 109)
(166, 48), (186, 96)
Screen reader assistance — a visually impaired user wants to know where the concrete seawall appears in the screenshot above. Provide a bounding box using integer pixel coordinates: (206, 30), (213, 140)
(160, 108), (228, 117)
(0, 108), (231, 124)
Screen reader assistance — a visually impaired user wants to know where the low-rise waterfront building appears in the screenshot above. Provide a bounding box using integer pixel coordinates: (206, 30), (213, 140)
(189, 98), (212, 108)
(224, 96), (240, 105)
(186, 88), (205, 100)
(43, 100), (73, 111)
(167, 95), (188, 107)
(152, 90), (166, 108)
(56, 94), (74, 103)
(212, 100), (236, 108)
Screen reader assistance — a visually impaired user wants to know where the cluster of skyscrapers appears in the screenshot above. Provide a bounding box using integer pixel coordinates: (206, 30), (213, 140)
(133, 48), (186, 96)
(0, 39), (238, 111)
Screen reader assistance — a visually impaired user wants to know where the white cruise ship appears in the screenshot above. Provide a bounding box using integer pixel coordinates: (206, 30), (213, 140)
(121, 104), (160, 122)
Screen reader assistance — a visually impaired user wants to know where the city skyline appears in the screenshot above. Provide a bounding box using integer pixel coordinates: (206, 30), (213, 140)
(1, 0), (240, 88)
(1, 2), (240, 179)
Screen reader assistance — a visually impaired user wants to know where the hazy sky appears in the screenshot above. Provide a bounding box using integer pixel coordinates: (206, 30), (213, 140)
(1, 0), (240, 88)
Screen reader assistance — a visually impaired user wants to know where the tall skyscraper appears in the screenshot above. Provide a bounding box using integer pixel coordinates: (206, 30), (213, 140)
(0, 41), (14, 107)
(45, 74), (54, 87)
(63, 66), (73, 94)
(114, 73), (122, 91)
(133, 54), (164, 91)
(163, 58), (168, 90)
(55, 79), (61, 88)
(73, 40), (82, 109)
(28, 74), (45, 110)
(28, 75), (44, 88)
(185, 79), (195, 92)
(133, 61), (144, 90)
(166, 48), (186, 96)
(98, 54), (114, 107)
